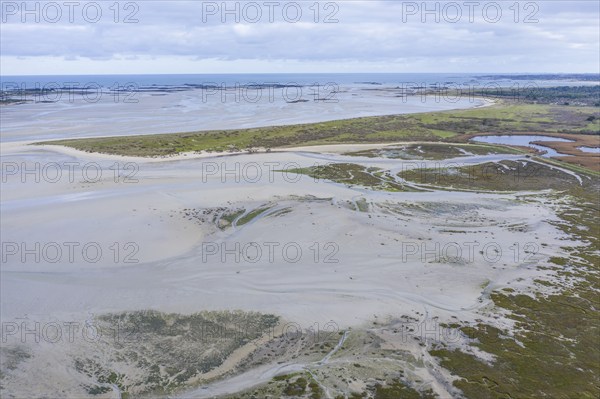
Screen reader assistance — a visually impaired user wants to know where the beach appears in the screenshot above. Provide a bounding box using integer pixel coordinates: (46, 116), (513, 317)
(0, 136), (583, 397)
(1, 75), (598, 398)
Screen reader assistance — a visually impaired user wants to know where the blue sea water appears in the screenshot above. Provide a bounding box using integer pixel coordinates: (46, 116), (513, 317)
(1, 73), (597, 142)
(2, 73), (597, 90)
(4, 73), (475, 88)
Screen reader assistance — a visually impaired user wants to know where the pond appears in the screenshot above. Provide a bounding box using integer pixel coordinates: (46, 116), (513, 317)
(578, 146), (600, 154)
(470, 135), (574, 157)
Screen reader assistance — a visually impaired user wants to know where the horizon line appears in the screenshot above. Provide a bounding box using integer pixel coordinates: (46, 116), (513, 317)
(2, 72), (599, 77)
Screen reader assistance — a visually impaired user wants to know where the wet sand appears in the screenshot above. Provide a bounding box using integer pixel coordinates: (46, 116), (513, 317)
(0, 136), (579, 398)
(1, 88), (490, 142)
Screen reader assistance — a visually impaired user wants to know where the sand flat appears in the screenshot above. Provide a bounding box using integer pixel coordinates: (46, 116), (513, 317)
(0, 142), (580, 398)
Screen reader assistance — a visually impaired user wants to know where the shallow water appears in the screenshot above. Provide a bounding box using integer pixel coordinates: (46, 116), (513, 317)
(0, 86), (487, 142)
(578, 146), (600, 154)
(471, 135), (573, 157)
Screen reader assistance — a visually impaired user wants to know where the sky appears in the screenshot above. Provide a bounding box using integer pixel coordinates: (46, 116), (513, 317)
(1, 0), (599, 75)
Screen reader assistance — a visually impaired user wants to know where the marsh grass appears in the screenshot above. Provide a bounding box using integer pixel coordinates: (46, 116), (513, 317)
(428, 186), (600, 398)
(42, 103), (599, 157)
(74, 310), (279, 397)
(287, 163), (413, 192)
(399, 160), (587, 192)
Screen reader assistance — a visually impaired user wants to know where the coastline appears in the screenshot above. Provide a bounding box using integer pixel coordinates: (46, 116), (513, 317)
(1, 89), (598, 398)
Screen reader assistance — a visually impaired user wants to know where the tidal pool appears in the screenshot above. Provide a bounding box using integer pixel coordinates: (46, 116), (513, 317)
(578, 146), (600, 154)
(471, 135), (574, 157)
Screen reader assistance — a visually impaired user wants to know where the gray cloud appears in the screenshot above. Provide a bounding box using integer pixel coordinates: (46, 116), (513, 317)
(1, 0), (598, 73)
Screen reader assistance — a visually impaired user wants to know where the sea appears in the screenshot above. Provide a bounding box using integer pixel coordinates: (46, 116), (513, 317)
(2, 72), (598, 90)
(1, 73), (597, 142)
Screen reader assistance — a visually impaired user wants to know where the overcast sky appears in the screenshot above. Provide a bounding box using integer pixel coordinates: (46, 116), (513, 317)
(1, 0), (598, 75)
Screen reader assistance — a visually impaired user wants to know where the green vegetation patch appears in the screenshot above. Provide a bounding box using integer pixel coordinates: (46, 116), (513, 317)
(346, 143), (522, 160)
(72, 310), (279, 397)
(468, 85), (600, 107)
(218, 208), (246, 229)
(372, 379), (436, 399)
(237, 205), (273, 226)
(428, 184), (600, 398)
(399, 160), (584, 191)
(40, 102), (599, 157)
(287, 163), (414, 192)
